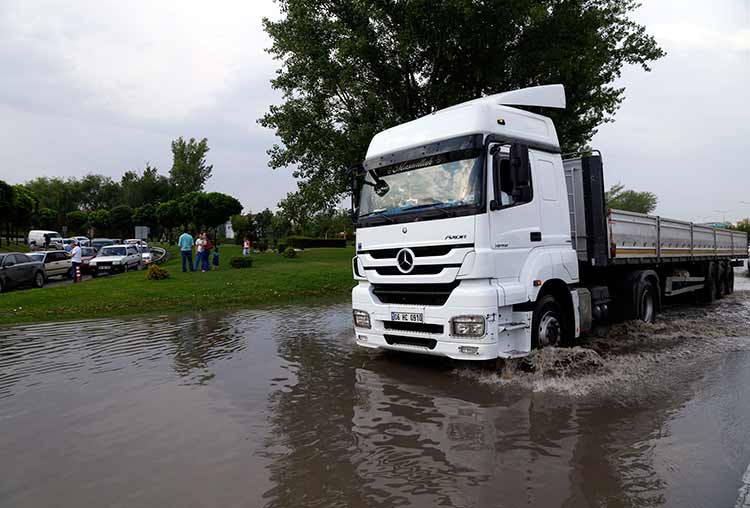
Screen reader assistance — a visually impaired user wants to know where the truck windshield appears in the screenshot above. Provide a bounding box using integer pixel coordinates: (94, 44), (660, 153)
(358, 148), (483, 221)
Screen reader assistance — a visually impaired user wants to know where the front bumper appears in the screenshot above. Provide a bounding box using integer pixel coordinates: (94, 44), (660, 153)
(352, 279), (503, 361)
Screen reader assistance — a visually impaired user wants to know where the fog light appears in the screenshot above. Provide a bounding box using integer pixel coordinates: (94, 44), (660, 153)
(357, 334), (368, 342)
(459, 346), (480, 355)
(451, 315), (485, 337)
(353, 309), (371, 329)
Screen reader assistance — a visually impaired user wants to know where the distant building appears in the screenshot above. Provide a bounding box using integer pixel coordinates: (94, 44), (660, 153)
(224, 221), (235, 240)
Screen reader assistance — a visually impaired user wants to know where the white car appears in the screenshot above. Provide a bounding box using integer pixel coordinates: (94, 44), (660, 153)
(28, 250), (72, 279)
(136, 244), (153, 264)
(88, 244), (142, 276)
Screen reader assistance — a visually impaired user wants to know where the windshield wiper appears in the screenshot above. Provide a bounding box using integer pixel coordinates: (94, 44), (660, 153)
(358, 211), (395, 224)
(400, 203), (455, 218)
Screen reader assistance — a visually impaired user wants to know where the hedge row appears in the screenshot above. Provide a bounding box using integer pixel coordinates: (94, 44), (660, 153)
(286, 236), (346, 249)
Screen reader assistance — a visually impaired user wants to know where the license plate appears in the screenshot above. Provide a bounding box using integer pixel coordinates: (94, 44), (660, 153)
(391, 312), (423, 323)
(99, 266), (110, 271)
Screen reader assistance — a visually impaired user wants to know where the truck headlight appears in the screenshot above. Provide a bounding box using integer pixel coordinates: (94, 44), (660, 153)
(451, 315), (485, 337)
(353, 309), (371, 329)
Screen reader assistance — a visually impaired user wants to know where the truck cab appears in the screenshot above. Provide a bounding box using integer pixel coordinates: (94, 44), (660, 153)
(352, 85), (579, 360)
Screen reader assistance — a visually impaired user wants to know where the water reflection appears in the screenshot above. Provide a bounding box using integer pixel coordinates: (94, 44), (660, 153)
(0, 301), (749, 507)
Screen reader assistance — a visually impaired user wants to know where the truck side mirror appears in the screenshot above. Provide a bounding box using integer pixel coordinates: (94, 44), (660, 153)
(509, 142), (530, 186)
(347, 164), (364, 222)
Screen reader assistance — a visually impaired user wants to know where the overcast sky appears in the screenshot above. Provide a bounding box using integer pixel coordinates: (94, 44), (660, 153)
(1, 0), (748, 222)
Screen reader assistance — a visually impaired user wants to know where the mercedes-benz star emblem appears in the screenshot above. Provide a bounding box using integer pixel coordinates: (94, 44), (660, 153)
(396, 248), (415, 274)
(402, 227), (408, 234)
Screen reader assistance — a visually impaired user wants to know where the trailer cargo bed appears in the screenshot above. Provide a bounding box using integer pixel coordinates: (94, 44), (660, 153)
(564, 154), (749, 267)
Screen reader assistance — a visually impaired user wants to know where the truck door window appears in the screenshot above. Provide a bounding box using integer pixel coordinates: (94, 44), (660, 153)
(492, 148), (533, 208)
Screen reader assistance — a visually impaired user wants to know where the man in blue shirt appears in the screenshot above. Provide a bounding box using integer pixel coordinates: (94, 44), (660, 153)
(178, 230), (195, 272)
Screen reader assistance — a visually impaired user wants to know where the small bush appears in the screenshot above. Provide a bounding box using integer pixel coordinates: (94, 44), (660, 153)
(282, 246), (297, 258)
(257, 241), (269, 252)
(230, 256), (254, 269)
(146, 264), (169, 280)
(276, 242), (286, 253)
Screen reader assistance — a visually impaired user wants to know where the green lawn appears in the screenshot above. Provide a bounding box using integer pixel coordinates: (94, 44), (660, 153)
(0, 242), (30, 253)
(0, 245), (355, 325)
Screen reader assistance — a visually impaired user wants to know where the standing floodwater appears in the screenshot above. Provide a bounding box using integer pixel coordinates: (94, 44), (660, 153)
(2, 273), (750, 507)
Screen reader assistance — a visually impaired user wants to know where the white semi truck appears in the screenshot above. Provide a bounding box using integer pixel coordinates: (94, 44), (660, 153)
(350, 84), (748, 360)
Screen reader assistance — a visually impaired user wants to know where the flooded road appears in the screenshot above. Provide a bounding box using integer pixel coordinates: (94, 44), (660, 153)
(2, 270), (750, 507)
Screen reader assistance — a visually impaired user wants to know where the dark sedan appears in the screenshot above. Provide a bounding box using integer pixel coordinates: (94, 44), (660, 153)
(0, 253), (46, 293)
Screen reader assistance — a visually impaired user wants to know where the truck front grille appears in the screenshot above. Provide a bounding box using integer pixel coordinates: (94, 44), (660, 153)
(372, 282), (459, 306)
(372, 264), (460, 276)
(361, 243), (473, 259)
(383, 321), (444, 334)
(384, 334), (437, 350)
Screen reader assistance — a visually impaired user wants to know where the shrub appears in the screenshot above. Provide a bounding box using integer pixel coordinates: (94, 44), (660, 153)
(146, 264), (169, 280)
(286, 236), (346, 249)
(257, 241), (269, 252)
(230, 256), (254, 268)
(282, 246), (297, 258)
(276, 241), (286, 253)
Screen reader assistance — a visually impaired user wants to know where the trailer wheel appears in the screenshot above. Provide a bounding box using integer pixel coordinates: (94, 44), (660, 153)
(636, 278), (657, 323)
(701, 262), (717, 304)
(727, 266), (735, 295)
(531, 295), (570, 349)
(715, 262), (726, 300)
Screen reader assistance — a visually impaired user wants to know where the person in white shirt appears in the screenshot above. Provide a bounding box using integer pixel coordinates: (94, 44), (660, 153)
(194, 233), (206, 271)
(69, 241), (82, 282)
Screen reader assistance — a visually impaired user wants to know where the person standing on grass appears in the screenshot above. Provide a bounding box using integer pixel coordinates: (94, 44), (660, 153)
(201, 235), (213, 272)
(243, 237), (250, 256)
(212, 245), (220, 270)
(194, 232), (206, 271)
(178, 229), (195, 273)
(69, 241), (82, 282)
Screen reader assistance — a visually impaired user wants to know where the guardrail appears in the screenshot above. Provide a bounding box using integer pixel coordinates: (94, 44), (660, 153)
(150, 247), (168, 265)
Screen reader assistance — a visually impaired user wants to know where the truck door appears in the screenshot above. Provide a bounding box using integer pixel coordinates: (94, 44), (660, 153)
(488, 143), (541, 280)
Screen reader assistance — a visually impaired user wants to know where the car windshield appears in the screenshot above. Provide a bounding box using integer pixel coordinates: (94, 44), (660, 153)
(29, 253), (44, 261)
(100, 247), (126, 256)
(81, 248), (95, 256)
(358, 148), (483, 219)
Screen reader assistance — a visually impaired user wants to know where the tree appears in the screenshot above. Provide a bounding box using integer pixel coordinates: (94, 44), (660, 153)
(88, 209), (111, 236)
(132, 203), (157, 229)
(204, 193), (243, 229)
(730, 219), (750, 234)
(231, 213), (257, 243)
(0, 180), (13, 247)
(36, 208), (58, 230)
(66, 210), (89, 235)
(254, 208), (275, 240)
(110, 205), (134, 238)
(260, 0), (665, 212)
(156, 200), (184, 242)
(605, 183), (658, 214)
(121, 164), (171, 208)
(169, 137), (213, 196)
(11, 186), (37, 243)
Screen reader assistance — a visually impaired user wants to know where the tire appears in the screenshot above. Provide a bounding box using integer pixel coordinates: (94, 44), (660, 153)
(727, 266), (735, 295)
(123, 264), (128, 273)
(0, 278), (4, 293)
(636, 278), (657, 323)
(701, 262), (717, 304)
(33, 271), (45, 289)
(716, 262), (726, 300)
(531, 294), (570, 349)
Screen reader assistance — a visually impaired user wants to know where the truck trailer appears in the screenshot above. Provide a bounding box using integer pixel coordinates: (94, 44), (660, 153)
(350, 84), (748, 359)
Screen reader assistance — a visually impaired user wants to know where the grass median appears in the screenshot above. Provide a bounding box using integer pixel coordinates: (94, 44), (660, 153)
(0, 245), (355, 326)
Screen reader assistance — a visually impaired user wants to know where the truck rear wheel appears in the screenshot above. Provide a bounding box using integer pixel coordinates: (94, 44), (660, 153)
(716, 262), (726, 299)
(701, 262), (717, 304)
(636, 278), (657, 323)
(727, 266), (735, 295)
(531, 295), (571, 349)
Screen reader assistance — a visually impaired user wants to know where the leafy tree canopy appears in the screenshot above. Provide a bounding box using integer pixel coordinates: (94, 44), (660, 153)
(261, 0), (665, 212)
(605, 183), (658, 214)
(36, 208), (58, 230)
(169, 137), (213, 196)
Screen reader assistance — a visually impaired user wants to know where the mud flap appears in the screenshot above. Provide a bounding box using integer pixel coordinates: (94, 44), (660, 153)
(497, 308), (532, 358)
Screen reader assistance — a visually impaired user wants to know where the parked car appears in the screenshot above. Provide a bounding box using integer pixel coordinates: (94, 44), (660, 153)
(27, 230), (63, 250)
(73, 236), (91, 247)
(91, 238), (117, 252)
(80, 247), (97, 274)
(136, 244), (153, 264)
(61, 238), (76, 252)
(88, 245), (142, 276)
(28, 250), (72, 279)
(0, 253), (45, 292)
(125, 239), (148, 246)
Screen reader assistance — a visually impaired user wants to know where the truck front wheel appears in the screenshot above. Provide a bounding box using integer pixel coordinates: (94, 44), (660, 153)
(531, 295), (571, 349)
